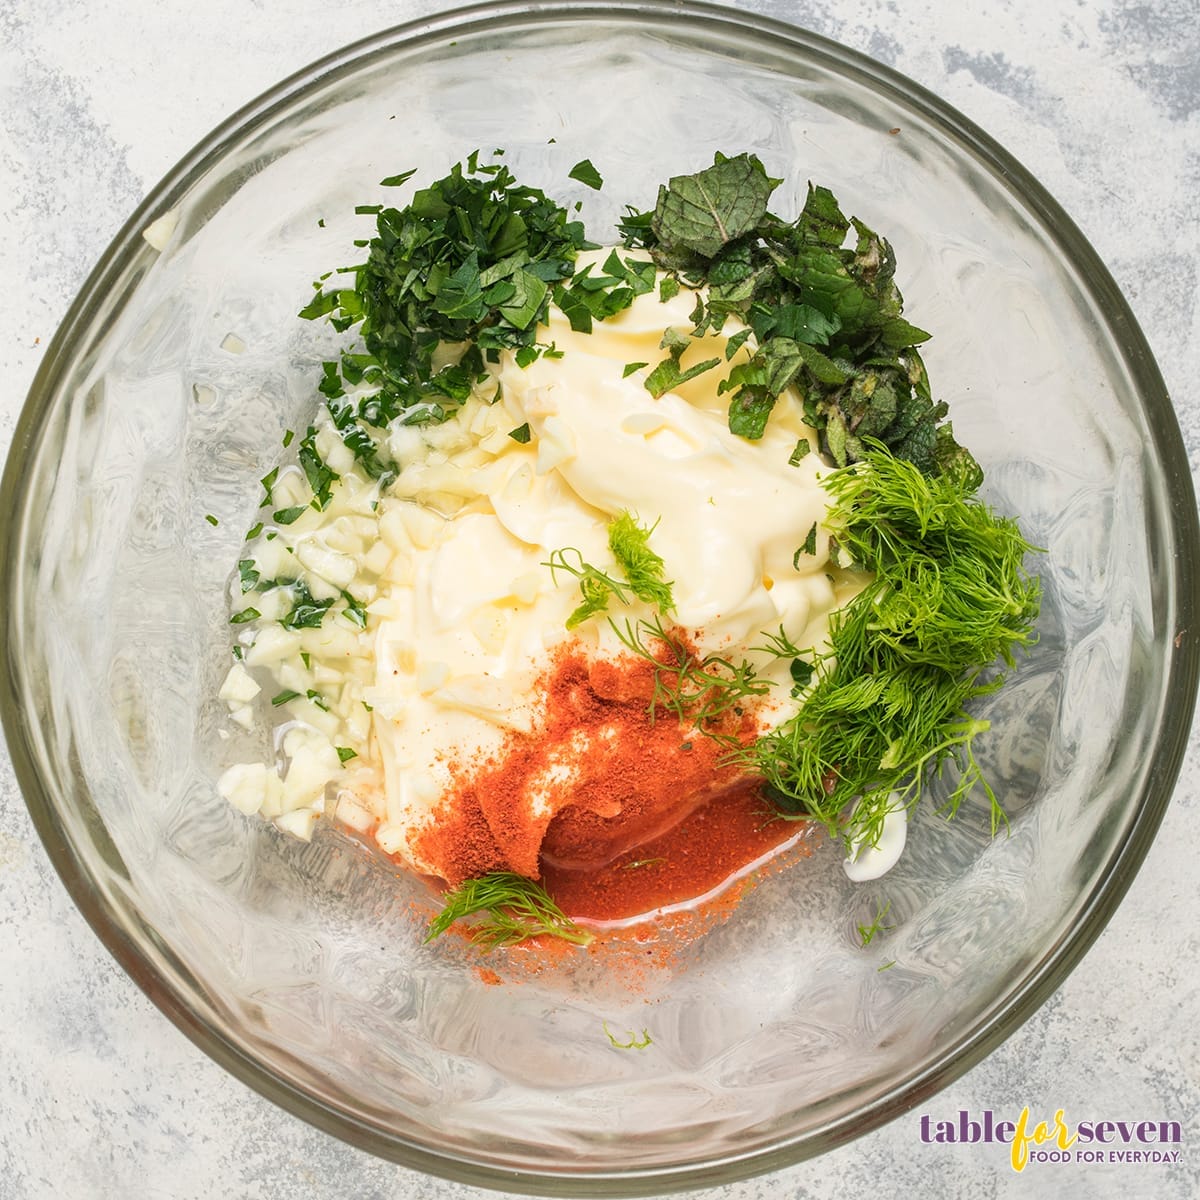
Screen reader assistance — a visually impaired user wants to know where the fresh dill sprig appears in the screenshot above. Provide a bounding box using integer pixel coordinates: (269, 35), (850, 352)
(740, 445), (1040, 848)
(754, 624), (803, 659)
(857, 899), (893, 947)
(425, 871), (593, 950)
(609, 613), (770, 745)
(544, 547), (635, 628)
(608, 512), (674, 612)
(544, 510), (674, 628)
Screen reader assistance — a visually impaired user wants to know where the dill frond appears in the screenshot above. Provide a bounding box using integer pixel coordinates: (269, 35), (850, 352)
(609, 614), (770, 744)
(751, 446), (1040, 848)
(426, 872), (593, 950)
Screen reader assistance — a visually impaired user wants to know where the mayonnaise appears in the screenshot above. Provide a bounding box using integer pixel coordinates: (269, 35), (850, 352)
(218, 250), (865, 883)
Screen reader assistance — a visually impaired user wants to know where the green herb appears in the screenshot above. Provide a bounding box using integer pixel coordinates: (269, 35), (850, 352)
(231, 645), (244, 660)
(278, 580), (335, 631)
(620, 153), (976, 475)
(545, 512), (674, 627)
(259, 468), (279, 507)
(623, 361), (648, 377)
(246, 521), (264, 540)
(230, 606), (260, 624)
(237, 559), (260, 593)
(341, 590), (369, 629)
(755, 625), (803, 658)
(508, 422), (532, 444)
(645, 151), (779, 260)
(553, 253), (654, 334)
(301, 156), (588, 436)
(857, 900), (893, 947)
(795, 522), (818, 560)
(788, 657), (814, 694)
(788, 439), (812, 466)
(273, 505), (308, 526)
(298, 427), (338, 510)
(568, 158), (604, 190)
(282, 429), (295, 448)
(336, 746), (358, 763)
(740, 447), (1040, 848)
(205, 513), (219, 527)
(610, 614), (769, 745)
(271, 689), (301, 706)
(603, 1022), (653, 1050)
(426, 871), (593, 949)
(608, 512), (674, 611)
(300, 651), (311, 670)
(644, 352), (721, 399)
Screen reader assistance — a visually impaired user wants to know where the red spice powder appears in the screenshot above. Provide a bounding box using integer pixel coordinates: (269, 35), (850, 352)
(411, 639), (798, 922)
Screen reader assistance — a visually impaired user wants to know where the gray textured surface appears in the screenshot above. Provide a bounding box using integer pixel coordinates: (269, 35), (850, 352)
(1, 1), (1197, 1197)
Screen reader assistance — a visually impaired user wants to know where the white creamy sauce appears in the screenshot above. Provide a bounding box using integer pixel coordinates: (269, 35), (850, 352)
(842, 800), (909, 882)
(218, 249), (874, 882)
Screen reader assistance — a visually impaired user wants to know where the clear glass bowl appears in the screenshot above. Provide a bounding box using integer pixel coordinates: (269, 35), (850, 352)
(3, 1), (1196, 1193)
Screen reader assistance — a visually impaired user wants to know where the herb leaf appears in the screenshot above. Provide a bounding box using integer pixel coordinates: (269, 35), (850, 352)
(545, 512), (675, 627)
(743, 447), (1041, 847)
(608, 512), (674, 611)
(651, 152), (778, 259)
(568, 158), (604, 190)
(426, 871), (593, 949)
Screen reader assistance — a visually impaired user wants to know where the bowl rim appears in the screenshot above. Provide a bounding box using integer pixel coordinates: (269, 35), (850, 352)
(3, 0), (1198, 1193)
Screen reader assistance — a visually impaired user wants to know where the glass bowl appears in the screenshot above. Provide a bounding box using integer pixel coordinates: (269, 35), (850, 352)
(3, 1), (1196, 1193)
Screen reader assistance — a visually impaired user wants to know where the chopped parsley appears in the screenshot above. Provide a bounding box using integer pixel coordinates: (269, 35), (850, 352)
(568, 158), (604, 190)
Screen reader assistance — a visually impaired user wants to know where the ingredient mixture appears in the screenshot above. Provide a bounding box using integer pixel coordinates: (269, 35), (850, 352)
(216, 152), (1039, 945)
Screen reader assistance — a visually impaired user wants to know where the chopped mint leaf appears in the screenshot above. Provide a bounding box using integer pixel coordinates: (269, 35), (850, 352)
(379, 168), (417, 187)
(271, 689), (301, 706)
(282, 429), (295, 448)
(644, 355), (720, 400)
(273, 505), (308, 525)
(204, 514), (219, 527)
(788, 440), (812, 466)
(230, 607), (260, 624)
(246, 521), (264, 540)
(789, 658), (815, 694)
(508, 422), (532, 444)
(651, 152), (779, 260)
(724, 327), (753, 359)
(336, 746), (358, 763)
(622, 362), (649, 378)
